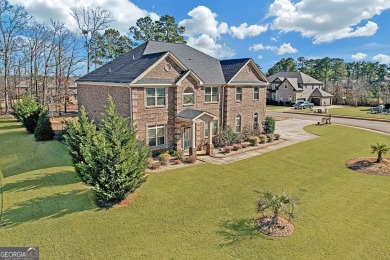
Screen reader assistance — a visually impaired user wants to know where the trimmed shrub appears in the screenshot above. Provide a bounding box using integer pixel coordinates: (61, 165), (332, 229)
(274, 133), (281, 140)
(12, 95), (43, 133)
(248, 136), (259, 146)
(213, 125), (240, 147)
(224, 146), (233, 153)
(151, 161), (161, 170)
(34, 110), (55, 141)
(173, 159), (181, 165)
(263, 116), (275, 134)
(266, 134), (274, 142)
(241, 142), (250, 148)
(175, 148), (185, 162)
(233, 143), (242, 151)
(146, 158), (155, 169)
(158, 152), (171, 165)
(259, 135), (267, 144)
(185, 155), (197, 164)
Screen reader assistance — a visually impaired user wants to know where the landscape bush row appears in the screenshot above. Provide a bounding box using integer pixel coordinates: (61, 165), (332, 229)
(11, 95), (55, 141)
(213, 116), (276, 148)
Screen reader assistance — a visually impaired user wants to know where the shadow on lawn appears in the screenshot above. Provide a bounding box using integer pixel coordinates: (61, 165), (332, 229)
(2, 168), (78, 192)
(0, 189), (97, 228)
(217, 218), (270, 246)
(0, 124), (24, 131)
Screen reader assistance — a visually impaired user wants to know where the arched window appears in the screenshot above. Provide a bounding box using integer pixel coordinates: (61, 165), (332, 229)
(253, 113), (259, 129)
(183, 87), (194, 105)
(235, 115), (241, 132)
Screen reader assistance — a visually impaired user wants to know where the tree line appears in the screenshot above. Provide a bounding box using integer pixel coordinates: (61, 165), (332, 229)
(0, 0), (186, 114)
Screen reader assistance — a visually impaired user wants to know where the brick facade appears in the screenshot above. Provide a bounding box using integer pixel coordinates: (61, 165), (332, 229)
(78, 55), (267, 152)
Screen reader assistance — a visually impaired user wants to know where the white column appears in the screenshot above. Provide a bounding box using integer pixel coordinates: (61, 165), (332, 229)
(191, 122), (196, 149)
(207, 121), (212, 145)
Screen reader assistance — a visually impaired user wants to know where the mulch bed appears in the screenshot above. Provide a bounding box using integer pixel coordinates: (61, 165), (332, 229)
(346, 157), (390, 176)
(116, 192), (139, 207)
(254, 216), (294, 237)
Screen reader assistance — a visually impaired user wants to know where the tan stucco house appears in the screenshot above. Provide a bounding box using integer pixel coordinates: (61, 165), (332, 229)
(267, 72), (333, 106)
(76, 41), (268, 155)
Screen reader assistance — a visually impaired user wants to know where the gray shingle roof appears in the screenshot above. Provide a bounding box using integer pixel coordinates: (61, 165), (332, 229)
(143, 41), (226, 84)
(177, 108), (217, 120)
(267, 72), (323, 85)
(220, 58), (250, 82)
(76, 41), (268, 85)
(76, 51), (166, 83)
(310, 88), (333, 97)
(284, 78), (299, 90)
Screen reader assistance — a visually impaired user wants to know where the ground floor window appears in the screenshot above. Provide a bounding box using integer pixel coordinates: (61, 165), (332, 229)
(204, 120), (218, 137)
(148, 125), (165, 147)
(253, 113), (259, 129)
(235, 115), (241, 132)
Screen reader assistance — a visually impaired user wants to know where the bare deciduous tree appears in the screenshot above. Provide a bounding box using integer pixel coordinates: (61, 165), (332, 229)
(71, 6), (113, 73)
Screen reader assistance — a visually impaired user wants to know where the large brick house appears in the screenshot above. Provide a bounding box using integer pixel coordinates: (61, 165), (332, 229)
(267, 72), (333, 106)
(76, 41), (268, 155)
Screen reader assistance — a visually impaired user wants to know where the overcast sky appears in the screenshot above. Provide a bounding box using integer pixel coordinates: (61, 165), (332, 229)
(9, 0), (390, 70)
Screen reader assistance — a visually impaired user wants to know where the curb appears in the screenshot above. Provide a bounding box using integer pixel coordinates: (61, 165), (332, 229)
(283, 111), (390, 123)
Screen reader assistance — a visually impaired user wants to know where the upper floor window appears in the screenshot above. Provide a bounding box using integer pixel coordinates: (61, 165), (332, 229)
(205, 87), (218, 103)
(254, 87), (259, 100)
(148, 125), (165, 147)
(146, 88), (165, 107)
(183, 87), (194, 105)
(235, 115), (241, 132)
(204, 120), (218, 137)
(253, 113), (259, 129)
(236, 87), (242, 101)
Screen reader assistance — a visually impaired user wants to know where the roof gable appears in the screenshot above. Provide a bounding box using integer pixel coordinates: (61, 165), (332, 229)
(310, 88), (333, 97)
(267, 72), (323, 85)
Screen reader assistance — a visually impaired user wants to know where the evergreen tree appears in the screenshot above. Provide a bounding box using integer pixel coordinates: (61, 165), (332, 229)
(34, 110), (55, 141)
(77, 96), (150, 205)
(63, 106), (97, 183)
(129, 15), (186, 44)
(263, 116), (275, 134)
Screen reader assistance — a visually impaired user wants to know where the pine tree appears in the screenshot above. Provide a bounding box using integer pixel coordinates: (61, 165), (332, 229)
(78, 96), (150, 205)
(64, 106), (97, 183)
(34, 110), (55, 141)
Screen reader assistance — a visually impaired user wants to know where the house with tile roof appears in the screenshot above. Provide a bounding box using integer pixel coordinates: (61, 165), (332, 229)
(266, 72), (333, 106)
(76, 41), (268, 156)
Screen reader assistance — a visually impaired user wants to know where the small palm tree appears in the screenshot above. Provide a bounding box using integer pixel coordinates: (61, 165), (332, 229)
(370, 143), (389, 163)
(257, 191), (297, 226)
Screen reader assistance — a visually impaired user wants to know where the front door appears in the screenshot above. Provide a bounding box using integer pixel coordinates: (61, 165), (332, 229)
(183, 127), (191, 150)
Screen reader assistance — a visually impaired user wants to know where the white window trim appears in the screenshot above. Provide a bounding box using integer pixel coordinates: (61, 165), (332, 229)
(235, 86), (242, 102)
(205, 86), (219, 103)
(253, 87), (259, 100)
(204, 120), (218, 137)
(253, 113), (259, 129)
(235, 115), (241, 133)
(147, 125), (166, 147)
(183, 87), (195, 106)
(145, 87), (167, 108)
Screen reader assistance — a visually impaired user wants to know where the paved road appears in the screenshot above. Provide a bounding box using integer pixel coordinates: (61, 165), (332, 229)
(267, 110), (390, 134)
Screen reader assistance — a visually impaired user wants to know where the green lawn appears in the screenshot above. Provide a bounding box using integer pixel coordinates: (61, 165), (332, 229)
(1, 117), (390, 259)
(266, 105), (290, 110)
(291, 106), (390, 120)
(327, 106), (390, 120)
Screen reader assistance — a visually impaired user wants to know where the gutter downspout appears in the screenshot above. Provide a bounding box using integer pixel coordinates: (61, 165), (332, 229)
(128, 86), (133, 125)
(221, 84), (226, 130)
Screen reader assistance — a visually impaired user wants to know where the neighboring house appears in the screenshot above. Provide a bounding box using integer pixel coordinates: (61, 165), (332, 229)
(267, 72), (333, 106)
(76, 41), (268, 155)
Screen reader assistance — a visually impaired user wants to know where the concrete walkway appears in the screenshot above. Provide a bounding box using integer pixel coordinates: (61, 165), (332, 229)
(198, 119), (317, 164)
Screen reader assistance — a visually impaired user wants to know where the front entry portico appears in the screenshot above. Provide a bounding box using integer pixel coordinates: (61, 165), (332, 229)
(177, 109), (217, 156)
